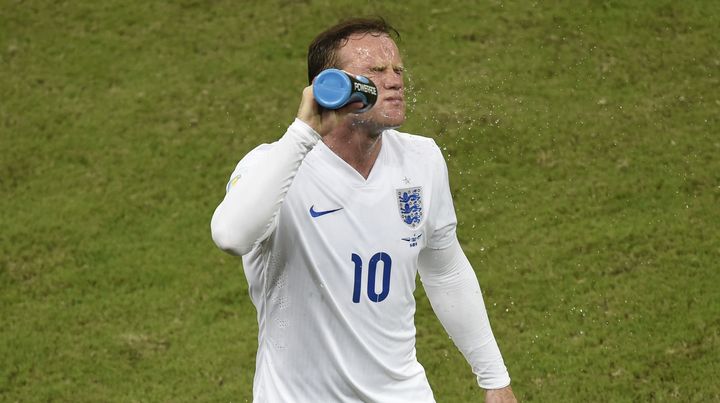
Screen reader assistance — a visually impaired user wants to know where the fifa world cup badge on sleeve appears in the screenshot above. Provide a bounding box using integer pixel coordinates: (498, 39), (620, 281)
(396, 187), (423, 229)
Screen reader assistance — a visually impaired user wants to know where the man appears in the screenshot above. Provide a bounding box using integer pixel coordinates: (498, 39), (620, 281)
(211, 18), (517, 403)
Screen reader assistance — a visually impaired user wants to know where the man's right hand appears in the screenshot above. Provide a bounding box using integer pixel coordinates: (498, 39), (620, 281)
(296, 85), (363, 137)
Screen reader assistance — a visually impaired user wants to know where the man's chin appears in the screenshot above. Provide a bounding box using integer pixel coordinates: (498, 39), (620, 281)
(378, 111), (406, 129)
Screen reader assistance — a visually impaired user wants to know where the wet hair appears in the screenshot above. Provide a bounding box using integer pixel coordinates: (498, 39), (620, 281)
(307, 17), (400, 84)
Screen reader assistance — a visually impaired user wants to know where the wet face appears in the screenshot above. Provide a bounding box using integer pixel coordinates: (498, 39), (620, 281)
(335, 33), (405, 132)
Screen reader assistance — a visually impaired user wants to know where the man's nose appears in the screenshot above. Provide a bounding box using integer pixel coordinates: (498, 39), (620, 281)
(383, 71), (403, 90)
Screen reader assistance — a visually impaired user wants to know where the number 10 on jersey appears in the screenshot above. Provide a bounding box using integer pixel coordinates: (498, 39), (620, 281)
(351, 252), (392, 303)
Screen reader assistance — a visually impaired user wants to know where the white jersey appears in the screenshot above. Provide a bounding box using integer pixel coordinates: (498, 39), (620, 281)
(234, 125), (457, 402)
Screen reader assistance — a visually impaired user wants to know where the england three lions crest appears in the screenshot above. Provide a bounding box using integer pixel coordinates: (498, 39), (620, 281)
(396, 187), (423, 228)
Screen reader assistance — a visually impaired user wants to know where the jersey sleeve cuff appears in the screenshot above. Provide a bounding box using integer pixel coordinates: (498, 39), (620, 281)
(478, 375), (512, 390)
(289, 118), (322, 145)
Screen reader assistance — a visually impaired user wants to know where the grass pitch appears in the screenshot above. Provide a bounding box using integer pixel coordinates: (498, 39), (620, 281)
(2, 1), (719, 401)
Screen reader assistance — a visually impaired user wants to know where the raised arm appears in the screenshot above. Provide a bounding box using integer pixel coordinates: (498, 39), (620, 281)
(210, 118), (320, 255)
(210, 86), (362, 255)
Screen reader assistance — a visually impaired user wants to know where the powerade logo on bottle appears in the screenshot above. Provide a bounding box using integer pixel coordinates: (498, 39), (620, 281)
(353, 81), (377, 96)
(313, 69), (378, 113)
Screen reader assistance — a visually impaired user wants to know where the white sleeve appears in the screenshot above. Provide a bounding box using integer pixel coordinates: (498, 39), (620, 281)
(417, 237), (511, 390)
(210, 118), (321, 256)
(425, 141), (457, 249)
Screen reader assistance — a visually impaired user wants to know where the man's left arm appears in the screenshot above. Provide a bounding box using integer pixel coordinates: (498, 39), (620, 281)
(417, 238), (516, 402)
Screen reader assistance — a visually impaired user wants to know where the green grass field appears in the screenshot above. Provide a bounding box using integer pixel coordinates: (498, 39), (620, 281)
(2, 1), (719, 401)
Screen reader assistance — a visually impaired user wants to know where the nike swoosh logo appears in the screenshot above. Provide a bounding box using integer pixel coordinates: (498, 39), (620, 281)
(309, 205), (344, 218)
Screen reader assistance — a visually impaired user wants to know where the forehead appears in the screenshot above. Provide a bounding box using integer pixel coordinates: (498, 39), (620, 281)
(336, 33), (401, 67)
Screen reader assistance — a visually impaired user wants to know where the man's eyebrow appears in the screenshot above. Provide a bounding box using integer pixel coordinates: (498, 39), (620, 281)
(369, 64), (405, 71)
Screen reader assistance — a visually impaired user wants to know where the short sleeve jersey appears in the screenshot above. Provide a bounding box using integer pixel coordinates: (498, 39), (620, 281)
(235, 127), (457, 403)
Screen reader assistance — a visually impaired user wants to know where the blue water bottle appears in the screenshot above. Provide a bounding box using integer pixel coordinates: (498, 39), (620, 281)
(313, 69), (378, 113)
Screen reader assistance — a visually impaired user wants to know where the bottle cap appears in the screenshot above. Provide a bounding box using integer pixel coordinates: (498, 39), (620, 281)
(313, 69), (352, 109)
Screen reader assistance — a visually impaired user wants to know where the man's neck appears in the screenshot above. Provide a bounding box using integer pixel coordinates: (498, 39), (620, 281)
(322, 125), (384, 179)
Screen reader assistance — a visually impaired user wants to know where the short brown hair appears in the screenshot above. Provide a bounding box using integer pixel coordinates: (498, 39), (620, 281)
(307, 17), (400, 84)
